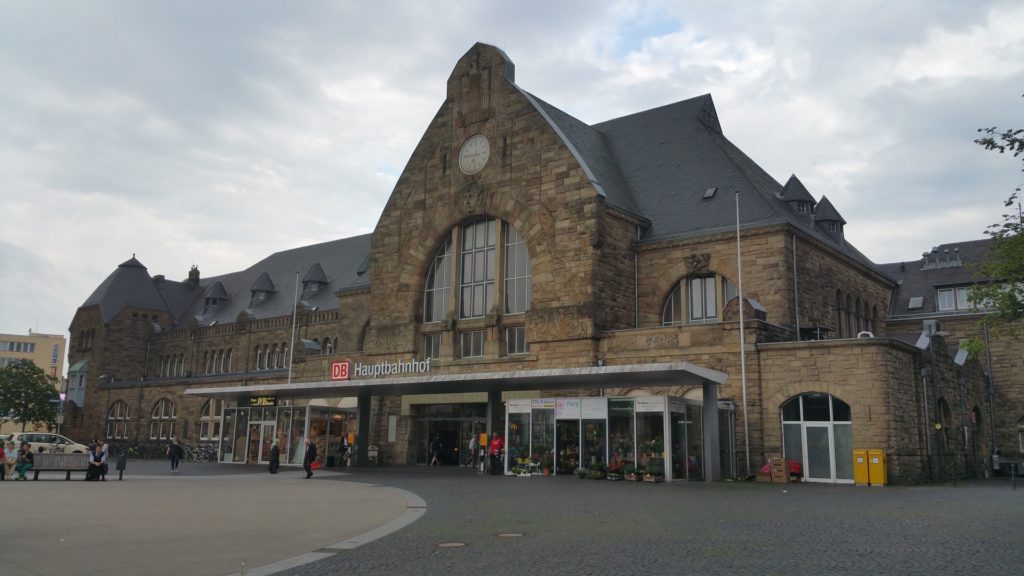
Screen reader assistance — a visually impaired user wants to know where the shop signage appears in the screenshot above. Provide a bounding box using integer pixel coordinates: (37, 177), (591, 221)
(555, 398), (581, 419)
(51, 344), (60, 366)
(508, 399), (532, 413)
(608, 398), (634, 416)
(635, 396), (667, 412)
(331, 357), (432, 381)
(581, 397), (608, 419)
(530, 398), (555, 410)
(668, 396), (688, 414)
(240, 395), (277, 407)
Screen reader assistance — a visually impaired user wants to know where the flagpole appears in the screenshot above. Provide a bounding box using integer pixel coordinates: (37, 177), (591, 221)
(736, 191), (750, 477)
(287, 272), (299, 386)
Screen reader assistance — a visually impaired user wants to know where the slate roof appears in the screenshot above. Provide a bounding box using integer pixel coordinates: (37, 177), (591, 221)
(813, 196), (846, 224)
(878, 239), (994, 317)
(780, 175), (816, 204)
(80, 235), (372, 328)
(82, 257), (170, 323)
(514, 85), (882, 273)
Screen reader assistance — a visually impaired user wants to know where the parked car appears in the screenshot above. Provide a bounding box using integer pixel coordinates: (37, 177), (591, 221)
(6, 432), (89, 454)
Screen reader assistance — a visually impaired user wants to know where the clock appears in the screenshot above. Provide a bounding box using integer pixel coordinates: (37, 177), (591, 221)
(459, 134), (490, 174)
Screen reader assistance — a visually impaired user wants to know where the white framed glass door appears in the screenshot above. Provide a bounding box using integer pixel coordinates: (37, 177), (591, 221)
(803, 423), (834, 482)
(257, 422), (276, 464)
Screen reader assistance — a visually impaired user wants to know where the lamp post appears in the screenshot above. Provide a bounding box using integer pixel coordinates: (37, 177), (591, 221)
(735, 191), (750, 476)
(286, 273), (299, 387)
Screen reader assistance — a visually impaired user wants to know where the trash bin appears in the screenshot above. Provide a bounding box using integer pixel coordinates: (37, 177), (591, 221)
(867, 449), (886, 486)
(853, 449), (869, 486)
(116, 452), (127, 481)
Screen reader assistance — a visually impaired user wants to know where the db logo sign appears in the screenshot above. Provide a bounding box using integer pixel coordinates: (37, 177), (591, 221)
(330, 360), (351, 381)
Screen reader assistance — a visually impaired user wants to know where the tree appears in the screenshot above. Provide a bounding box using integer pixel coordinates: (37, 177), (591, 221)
(970, 99), (1024, 326)
(0, 361), (60, 431)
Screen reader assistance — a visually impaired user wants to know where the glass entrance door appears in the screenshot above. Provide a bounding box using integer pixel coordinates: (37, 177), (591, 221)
(258, 423), (276, 463)
(555, 420), (579, 474)
(803, 424), (834, 482)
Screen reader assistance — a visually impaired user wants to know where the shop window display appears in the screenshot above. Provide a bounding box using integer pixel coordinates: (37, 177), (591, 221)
(531, 407), (554, 471)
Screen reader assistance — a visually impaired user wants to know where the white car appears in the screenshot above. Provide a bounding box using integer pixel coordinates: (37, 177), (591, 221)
(7, 432), (90, 454)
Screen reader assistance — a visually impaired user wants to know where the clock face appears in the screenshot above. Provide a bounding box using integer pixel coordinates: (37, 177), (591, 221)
(459, 134), (490, 174)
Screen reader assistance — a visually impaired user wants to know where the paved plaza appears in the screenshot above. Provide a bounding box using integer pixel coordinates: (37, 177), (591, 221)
(1, 462), (1021, 576)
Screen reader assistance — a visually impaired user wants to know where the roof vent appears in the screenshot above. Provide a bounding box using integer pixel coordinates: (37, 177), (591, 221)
(703, 187), (717, 200)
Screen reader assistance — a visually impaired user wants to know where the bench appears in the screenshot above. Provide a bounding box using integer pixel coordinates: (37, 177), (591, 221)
(31, 453), (90, 481)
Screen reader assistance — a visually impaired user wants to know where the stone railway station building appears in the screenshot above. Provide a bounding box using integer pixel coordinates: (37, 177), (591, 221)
(64, 44), (1021, 484)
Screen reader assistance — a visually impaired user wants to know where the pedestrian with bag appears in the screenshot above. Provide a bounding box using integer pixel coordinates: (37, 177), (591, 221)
(167, 437), (183, 473)
(268, 442), (280, 474)
(302, 438), (317, 479)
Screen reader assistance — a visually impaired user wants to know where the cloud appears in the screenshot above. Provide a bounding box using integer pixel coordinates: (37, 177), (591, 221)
(1, 0), (1022, 354)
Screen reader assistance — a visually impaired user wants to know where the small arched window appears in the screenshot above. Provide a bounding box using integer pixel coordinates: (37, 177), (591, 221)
(106, 400), (131, 439)
(200, 400), (223, 441)
(272, 344), (280, 369)
(661, 275), (737, 326)
(149, 398), (176, 440)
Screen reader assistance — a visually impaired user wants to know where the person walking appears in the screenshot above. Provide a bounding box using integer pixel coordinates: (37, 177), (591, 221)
(167, 438), (183, 473)
(465, 434), (479, 467)
(488, 433), (504, 475)
(302, 438), (317, 479)
(429, 434), (442, 466)
(268, 442), (280, 474)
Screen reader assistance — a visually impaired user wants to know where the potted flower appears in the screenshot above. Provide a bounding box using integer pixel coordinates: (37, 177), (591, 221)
(540, 454), (553, 476)
(606, 461), (623, 481)
(575, 467), (588, 479)
(623, 464), (639, 481)
(586, 461), (607, 480)
(644, 464), (664, 483)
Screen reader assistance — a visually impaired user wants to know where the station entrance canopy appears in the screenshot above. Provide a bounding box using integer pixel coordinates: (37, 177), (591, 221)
(184, 361), (727, 480)
(184, 361), (725, 400)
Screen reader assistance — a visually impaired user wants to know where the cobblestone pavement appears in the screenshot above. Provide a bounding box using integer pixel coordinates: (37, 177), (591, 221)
(279, 466), (1023, 576)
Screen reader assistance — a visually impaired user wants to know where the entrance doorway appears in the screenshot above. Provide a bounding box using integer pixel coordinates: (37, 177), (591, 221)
(247, 421), (276, 464)
(781, 393), (853, 484)
(410, 403), (487, 465)
(555, 420), (580, 474)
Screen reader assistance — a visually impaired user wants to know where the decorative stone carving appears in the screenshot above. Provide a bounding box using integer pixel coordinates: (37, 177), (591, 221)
(684, 253), (711, 276)
(527, 305), (594, 343)
(460, 181), (488, 216)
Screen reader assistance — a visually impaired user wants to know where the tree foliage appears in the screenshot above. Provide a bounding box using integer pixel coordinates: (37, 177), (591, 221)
(0, 361), (59, 431)
(972, 99), (1024, 325)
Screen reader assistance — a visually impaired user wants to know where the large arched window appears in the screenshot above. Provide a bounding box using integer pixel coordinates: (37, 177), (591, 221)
(106, 400), (130, 440)
(781, 393), (853, 483)
(149, 398), (176, 440)
(1018, 417), (1024, 453)
(424, 238), (452, 323)
(200, 400), (223, 441)
(504, 225), (531, 314)
(661, 275), (738, 325)
(255, 345), (263, 371)
(460, 219), (496, 319)
(422, 219), (532, 359)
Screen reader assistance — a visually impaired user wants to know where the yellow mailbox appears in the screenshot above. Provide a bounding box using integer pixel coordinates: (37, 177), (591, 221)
(867, 449), (887, 486)
(853, 449), (869, 485)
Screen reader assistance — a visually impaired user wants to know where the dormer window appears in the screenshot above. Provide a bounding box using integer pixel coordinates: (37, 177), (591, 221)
(302, 263), (328, 297)
(828, 222), (839, 232)
(797, 202), (808, 214)
(249, 272), (276, 307)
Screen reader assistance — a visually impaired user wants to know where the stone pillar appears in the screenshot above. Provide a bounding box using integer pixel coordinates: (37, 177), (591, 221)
(356, 393), (371, 467)
(702, 381), (721, 482)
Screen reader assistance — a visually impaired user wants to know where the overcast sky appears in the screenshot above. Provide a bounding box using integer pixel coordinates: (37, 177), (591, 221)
(2, 0), (1022, 344)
